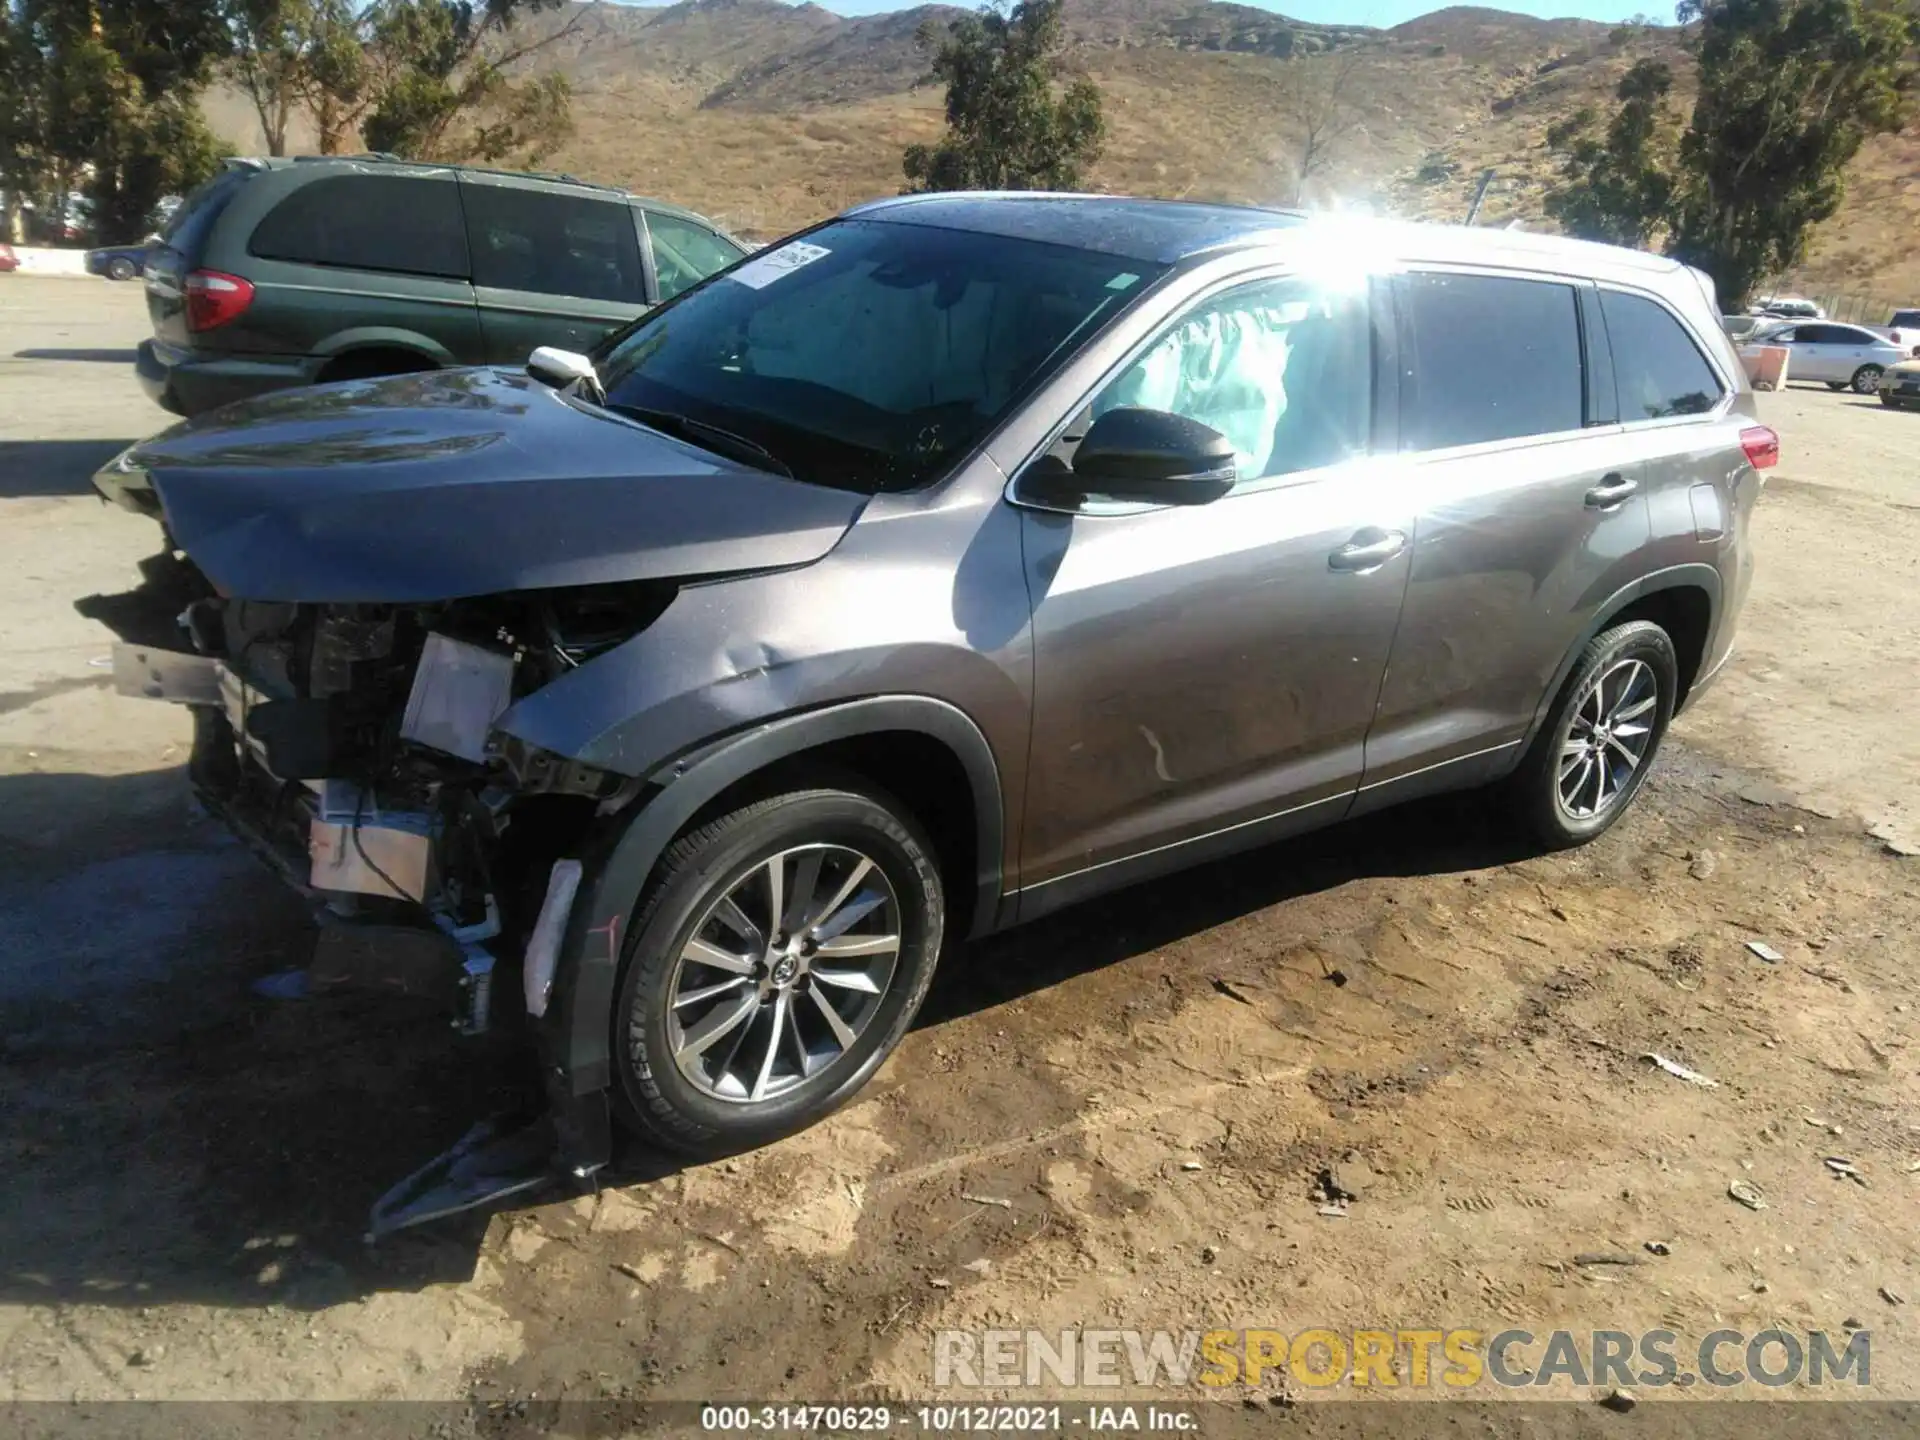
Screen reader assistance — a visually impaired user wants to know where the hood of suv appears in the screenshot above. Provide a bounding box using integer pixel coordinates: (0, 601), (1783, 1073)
(105, 367), (865, 603)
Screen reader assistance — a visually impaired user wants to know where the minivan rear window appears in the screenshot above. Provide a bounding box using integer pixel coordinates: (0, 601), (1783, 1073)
(1400, 271), (1585, 450)
(1599, 289), (1724, 420)
(158, 167), (252, 259)
(249, 174), (468, 279)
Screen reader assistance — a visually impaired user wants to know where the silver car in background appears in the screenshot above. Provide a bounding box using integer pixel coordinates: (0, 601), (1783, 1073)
(1743, 320), (1908, 393)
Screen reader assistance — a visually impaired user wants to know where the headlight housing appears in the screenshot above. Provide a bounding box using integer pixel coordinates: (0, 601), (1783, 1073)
(92, 447), (158, 516)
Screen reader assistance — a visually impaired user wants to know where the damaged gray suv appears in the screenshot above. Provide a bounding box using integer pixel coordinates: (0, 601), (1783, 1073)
(95, 194), (1772, 1185)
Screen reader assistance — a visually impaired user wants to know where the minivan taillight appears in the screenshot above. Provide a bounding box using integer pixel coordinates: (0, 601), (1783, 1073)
(1740, 425), (1780, 471)
(184, 269), (254, 332)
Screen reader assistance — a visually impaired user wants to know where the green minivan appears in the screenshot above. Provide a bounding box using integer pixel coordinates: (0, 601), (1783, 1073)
(136, 155), (747, 416)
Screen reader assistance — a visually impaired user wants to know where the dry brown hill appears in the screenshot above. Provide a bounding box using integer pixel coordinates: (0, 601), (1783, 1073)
(201, 0), (1920, 306)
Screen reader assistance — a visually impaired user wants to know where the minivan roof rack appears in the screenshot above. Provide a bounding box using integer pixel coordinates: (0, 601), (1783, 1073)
(263, 151), (628, 195)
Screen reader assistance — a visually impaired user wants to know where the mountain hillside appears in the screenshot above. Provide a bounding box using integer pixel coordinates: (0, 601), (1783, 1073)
(200, 0), (1920, 305)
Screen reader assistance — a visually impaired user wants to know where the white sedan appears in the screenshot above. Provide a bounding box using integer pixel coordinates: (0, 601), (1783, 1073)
(1740, 321), (1910, 394)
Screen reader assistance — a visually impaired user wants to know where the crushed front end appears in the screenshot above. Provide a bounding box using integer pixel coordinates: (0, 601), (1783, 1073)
(121, 583), (671, 1035)
(105, 574), (681, 1225)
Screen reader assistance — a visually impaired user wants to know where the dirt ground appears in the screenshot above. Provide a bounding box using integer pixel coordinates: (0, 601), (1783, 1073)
(2, 276), (1917, 1424)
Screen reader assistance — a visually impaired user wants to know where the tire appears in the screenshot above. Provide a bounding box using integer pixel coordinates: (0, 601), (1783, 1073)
(610, 783), (945, 1155)
(107, 257), (137, 281)
(1508, 620), (1678, 851)
(1825, 381), (1848, 392)
(1851, 365), (1884, 394)
(1882, 393), (1903, 409)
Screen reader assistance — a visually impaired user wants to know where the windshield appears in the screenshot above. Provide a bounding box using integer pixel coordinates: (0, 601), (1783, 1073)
(592, 218), (1165, 493)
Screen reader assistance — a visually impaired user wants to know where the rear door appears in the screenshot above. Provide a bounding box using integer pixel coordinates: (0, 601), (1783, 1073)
(1359, 268), (1650, 806)
(1790, 323), (1850, 382)
(224, 168), (481, 363)
(462, 177), (648, 364)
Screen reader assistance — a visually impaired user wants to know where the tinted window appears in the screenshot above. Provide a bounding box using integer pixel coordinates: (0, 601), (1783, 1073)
(1794, 324), (1841, 344)
(1891, 310), (1920, 328)
(1598, 290), (1724, 420)
(464, 184), (643, 303)
(1401, 272), (1584, 450)
(249, 175), (467, 278)
(160, 167), (252, 259)
(595, 220), (1164, 493)
(1088, 275), (1370, 483)
(647, 210), (745, 301)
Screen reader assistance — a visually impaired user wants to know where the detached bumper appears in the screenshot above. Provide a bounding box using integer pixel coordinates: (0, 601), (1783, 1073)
(137, 337), (317, 417)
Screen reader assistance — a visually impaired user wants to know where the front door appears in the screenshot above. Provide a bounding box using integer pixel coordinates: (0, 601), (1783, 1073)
(1360, 269), (1651, 804)
(1015, 272), (1410, 909)
(1789, 324), (1861, 384)
(461, 177), (648, 365)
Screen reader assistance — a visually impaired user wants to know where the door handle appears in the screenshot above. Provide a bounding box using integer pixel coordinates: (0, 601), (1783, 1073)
(1584, 474), (1639, 508)
(1328, 530), (1408, 572)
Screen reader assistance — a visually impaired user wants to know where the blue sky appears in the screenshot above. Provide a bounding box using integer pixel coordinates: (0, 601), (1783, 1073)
(811, 1), (1669, 19)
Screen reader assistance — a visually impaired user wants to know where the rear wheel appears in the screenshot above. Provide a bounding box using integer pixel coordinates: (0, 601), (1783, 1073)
(106, 256), (137, 281)
(1851, 365), (1884, 394)
(1508, 621), (1677, 850)
(610, 784), (945, 1155)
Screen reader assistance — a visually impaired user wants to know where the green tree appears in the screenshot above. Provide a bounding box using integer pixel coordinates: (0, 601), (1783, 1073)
(224, 0), (575, 164)
(1544, 0), (1917, 306)
(1543, 58), (1678, 248)
(902, 0), (1105, 193)
(1668, 0), (1917, 306)
(0, 0), (229, 243)
(360, 0), (573, 165)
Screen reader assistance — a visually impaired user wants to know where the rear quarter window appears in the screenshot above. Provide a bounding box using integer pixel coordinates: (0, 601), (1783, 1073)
(248, 174), (468, 279)
(159, 168), (253, 259)
(1399, 271), (1585, 450)
(1598, 290), (1725, 420)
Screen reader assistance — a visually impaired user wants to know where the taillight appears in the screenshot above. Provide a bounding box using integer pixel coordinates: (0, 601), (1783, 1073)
(1740, 425), (1779, 471)
(184, 269), (254, 332)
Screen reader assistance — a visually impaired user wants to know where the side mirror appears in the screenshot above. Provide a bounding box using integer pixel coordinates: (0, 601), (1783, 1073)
(1054, 406), (1238, 506)
(527, 346), (603, 400)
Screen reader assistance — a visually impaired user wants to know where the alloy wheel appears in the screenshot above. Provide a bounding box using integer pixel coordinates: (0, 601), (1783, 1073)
(1556, 657), (1658, 821)
(1853, 366), (1883, 394)
(665, 844), (900, 1104)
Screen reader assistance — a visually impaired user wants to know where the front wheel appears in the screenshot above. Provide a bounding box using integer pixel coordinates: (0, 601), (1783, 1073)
(1851, 365), (1884, 394)
(1508, 620), (1678, 850)
(610, 783), (945, 1155)
(106, 257), (137, 281)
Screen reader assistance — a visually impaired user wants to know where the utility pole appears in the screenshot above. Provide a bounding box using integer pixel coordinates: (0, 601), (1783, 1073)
(1464, 167), (1496, 226)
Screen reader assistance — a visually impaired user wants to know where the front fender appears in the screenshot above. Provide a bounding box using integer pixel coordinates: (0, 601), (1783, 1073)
(543, 695), (1006, 1098)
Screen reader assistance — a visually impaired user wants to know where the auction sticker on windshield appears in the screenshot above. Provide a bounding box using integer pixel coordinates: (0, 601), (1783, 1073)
(728, 240), (831, 290)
